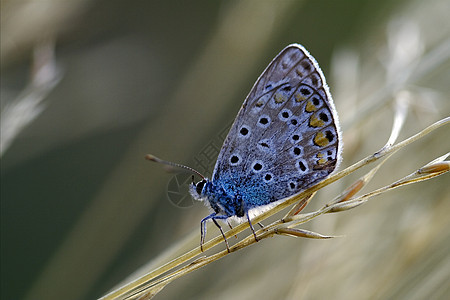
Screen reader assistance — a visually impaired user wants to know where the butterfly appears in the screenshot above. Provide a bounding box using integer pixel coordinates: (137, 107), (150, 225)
(147, 44), (341, 252)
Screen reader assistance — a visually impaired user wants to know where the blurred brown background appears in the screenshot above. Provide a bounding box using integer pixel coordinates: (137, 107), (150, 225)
(2, 0), (449, 299)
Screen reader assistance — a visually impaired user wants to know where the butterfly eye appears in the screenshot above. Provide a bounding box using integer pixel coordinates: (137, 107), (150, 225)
(195, 179), (206, 195)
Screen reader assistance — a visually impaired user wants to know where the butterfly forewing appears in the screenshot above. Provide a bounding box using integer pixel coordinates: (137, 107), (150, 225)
(212, 44), (341, 208)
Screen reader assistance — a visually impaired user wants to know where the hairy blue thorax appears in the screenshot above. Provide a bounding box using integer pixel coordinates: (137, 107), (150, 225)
(190, 179), (245, 218)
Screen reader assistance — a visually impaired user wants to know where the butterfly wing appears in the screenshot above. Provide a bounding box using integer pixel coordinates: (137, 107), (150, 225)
(211, 44), (341, 208)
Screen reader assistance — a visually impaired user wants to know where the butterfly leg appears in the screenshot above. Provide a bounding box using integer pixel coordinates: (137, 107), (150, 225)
(246, 211), (259, 242)
(200, 213), (214, 252)
(212, 218), (230, 253)
(227, 220), (233, 230)
(227, 220), (239, 239)
(200, 213), (230, 252)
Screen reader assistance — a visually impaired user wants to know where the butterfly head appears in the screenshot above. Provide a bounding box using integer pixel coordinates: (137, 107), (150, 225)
(190, 178), (208, 201)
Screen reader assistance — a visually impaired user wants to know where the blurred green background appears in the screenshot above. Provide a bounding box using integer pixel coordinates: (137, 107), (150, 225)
(2, 0), (449, 299)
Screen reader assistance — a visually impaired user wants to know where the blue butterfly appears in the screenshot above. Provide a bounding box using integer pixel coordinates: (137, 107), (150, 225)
(148, 44), (341, 251)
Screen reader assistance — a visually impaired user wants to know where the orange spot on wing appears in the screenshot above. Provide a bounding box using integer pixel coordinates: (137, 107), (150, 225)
(305, 100), (318, 112)
(309, 114), (325, 127)
(314, 131), (330, 147)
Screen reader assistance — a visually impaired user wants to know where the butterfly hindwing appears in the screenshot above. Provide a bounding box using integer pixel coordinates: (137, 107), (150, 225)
(211, 44), (341, 209)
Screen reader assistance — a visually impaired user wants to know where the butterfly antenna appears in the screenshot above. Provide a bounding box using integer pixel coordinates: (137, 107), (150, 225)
(145, 154), (205, 180)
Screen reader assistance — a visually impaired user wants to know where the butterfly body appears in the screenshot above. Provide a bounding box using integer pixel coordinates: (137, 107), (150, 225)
(190, 175), (275, 219)
(188, 44), (342, 248)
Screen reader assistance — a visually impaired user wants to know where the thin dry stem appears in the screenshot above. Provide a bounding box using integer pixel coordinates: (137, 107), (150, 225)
(99, 116), (449, 300)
